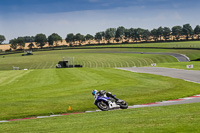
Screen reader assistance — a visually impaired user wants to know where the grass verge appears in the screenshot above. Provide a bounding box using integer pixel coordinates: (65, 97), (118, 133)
(1, 102), (200, 133)
(83, 41), (200, 49)
(155, 61), (200, 70)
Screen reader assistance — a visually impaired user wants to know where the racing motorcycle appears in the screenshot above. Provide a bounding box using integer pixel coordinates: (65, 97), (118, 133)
(94, 94), (128, 111)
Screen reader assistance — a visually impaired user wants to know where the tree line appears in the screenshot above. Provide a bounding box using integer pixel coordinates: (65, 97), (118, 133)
(1, 23), (200, 50)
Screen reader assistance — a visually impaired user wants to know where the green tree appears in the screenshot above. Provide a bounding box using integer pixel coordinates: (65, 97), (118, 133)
(134, 28), (144, 42)
(23, 36), (35, 43)
(95, 32), (103, 44)
(65, 33), (75, 46)
(0, 35), (6, 44)
(9, 37), (25, 50)
(124, 29), (131, 42)
(182, 24), (194, 40)
(48, 33), (62, 47)
(115, 26), (125, 43)
(194, 25), (200, 39)
(9, 38), (18, 50)
(100, 31), (105, 43)
(151, 29), (159, 41)
(141, 29), (151, 42)
(172, 26), (182, 40)
(129, 28), (136, 42)
(35, 33), (47, 48)
(85, 34), (94, 44)
(157, 26), (164, 41)
(75, 33), (85, 46)
(17, 37), (25, 49)
(105, 28), (116, 43)
(163, 27), (171, 41)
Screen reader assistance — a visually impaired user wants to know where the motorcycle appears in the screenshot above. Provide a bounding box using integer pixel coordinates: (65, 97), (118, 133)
(94, 94), (128, 111)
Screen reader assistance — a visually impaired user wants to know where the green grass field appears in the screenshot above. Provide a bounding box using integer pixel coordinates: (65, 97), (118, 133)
(0, 49), (178, 70)
(1, 48), (200, 70)
(1, 102), (200, 133)
(84, 40), (200, 48)
(0, 68), (200, 120)
(154, 61), (200, 70)
(0, 42), (200, 132)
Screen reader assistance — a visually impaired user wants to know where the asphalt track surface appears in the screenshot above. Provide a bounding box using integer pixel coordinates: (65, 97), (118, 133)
(117, 67), (200, 108)
(91, 51), (190, 62)
(118, 67), (200, 83)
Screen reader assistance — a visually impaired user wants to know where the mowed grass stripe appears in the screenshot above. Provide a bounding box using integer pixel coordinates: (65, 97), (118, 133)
(49, 61), (56, 69)
(0, 50), (178, 70)
(0, 68), (200, 120)
(0, 70), (31, 86)
(136, 58), (142, 67)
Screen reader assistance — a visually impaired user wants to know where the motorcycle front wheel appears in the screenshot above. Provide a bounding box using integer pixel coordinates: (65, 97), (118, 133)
(97, 101), (109, 111)
(120, 101), (128, 109)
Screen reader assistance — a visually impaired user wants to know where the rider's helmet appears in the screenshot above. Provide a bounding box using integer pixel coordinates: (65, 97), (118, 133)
(92, 89), (98, 95)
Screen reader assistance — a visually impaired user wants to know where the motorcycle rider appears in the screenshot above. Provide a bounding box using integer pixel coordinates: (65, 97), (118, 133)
(92, 89), (119, 101)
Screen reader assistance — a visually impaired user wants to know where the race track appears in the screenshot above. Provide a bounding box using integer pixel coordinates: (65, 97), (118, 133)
(118, 67), (200, 83)
(92, 51), (190, 62)
(117, 67), (200, 108)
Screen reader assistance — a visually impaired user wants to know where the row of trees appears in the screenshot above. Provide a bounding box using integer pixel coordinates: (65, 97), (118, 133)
(0, 35), (35, 45)
(94, 24), (200, 44)
(9, 32), (93, 49)
(64, 23), (200, 46)
(5, 23), (200, 49)
(9, 33), (62, 49)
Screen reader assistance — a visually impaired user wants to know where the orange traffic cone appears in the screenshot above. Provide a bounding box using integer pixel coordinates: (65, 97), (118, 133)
(68, 106), (71, 111)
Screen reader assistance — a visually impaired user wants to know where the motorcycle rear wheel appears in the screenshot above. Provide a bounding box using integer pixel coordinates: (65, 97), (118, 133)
(97, 101), (109, 111)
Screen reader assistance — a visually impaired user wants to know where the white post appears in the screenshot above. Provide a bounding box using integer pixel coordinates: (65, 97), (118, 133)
(73, 56), (74, 67)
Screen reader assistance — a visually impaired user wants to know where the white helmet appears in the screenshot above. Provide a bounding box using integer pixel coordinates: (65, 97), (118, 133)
(92, 89), (98, 95)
